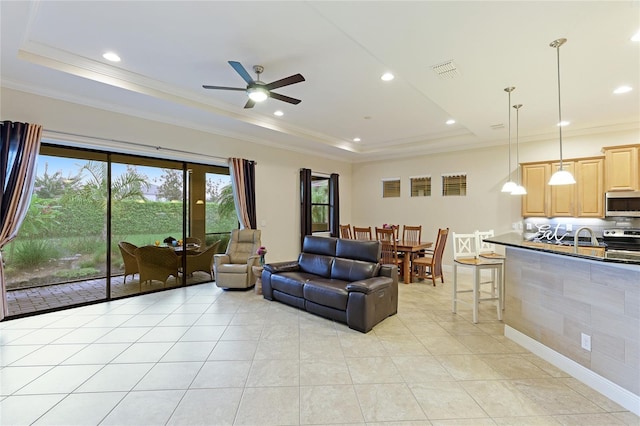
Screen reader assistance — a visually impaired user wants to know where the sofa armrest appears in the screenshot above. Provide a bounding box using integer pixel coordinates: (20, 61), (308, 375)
(264, 261), (301, 273)
(346, 276), (392, 294)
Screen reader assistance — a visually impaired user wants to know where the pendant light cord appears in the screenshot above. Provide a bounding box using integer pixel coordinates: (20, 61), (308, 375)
(556, 44), (564, 169)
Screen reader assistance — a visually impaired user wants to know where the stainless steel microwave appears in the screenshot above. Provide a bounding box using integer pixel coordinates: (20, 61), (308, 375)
(605, 191), (640, 217)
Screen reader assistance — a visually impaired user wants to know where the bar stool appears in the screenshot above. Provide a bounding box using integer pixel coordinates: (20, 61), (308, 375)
(476, 230), (506, 310)
(452, 232), (503, 323)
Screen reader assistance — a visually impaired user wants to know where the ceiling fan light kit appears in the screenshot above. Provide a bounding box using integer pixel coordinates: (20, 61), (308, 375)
(203, 61), (305, 109)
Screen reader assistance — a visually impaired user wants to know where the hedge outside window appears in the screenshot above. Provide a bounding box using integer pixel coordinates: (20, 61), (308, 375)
(410, 176), (431, 197)
(382, 179), (400, 198)
(442, 174), (467, 196)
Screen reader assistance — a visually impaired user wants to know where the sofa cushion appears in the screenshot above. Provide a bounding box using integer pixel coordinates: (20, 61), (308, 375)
(303, 278), (349, 310)
(336, 239), (381, 263)
(331, 258), (379, 282)
(302, 236), (337, 256)
(298, 253), (333, 278)
(270, 272), (316, 298)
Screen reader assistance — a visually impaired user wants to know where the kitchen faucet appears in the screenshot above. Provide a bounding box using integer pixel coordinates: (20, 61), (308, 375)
(574, 227), (600, 253)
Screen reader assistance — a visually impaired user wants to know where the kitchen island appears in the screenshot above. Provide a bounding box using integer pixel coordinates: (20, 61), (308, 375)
(486, 232), (640, 415)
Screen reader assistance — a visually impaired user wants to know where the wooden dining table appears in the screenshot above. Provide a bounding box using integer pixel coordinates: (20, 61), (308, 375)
(396, 241), (433, 284)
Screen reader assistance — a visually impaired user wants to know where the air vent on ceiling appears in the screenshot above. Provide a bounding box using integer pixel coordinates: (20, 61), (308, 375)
(431, 60), (459, 79)
(490, 124), (505, 130)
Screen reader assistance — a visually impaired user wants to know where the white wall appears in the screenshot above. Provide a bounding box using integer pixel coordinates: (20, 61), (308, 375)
(351, 128), (639, 268)
(1, 87), (352, 262)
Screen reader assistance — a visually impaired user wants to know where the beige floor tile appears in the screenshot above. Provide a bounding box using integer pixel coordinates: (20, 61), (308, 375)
(379, 335), (432, 356)
(234, 386), (299, 425)
(134, 361), (203, 390)
(207, 340), (257, 361)
(246, 358), (300, 386)
(300, 384), (364, 424)
(493, 416), (561, 425)
(33, 392), (126, 425)
(417, 334), (473, 355)
(520, 354), (572, 378)
(166, 388), (243, 425)
(392, 355), (456, 383)
(300, 336), (344, 359)
(190, 360), (251, 388)
(0, 394), (66, 425)
(254, 338), (299, 360)
(161, 341), (217, 362)
(219, 325), (263, 340)
(300, 358), (352, 385)
(559, 377), (628, 412)
(100, 389), (184, 426)
(461, 380), (547, 418)
(610, 411), (640, 425)
(402, 320), (451, 337)
(339, 335), (388, 357)
(354, 383), (427, 422)
(477, 354), (552, 379)
(455, 334), (513, 354)
(347, 356), (403, 384)
(436, 354), (503, 380)
(510, 378), (604, 415)
(430, 419), (497, 425)
(409, 381), (488, 420)
(552, 413), (628, 425)
(261, 323), (300, 340)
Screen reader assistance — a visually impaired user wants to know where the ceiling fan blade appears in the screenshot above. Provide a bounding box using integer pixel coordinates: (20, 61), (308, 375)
(244, 99), (256, 109)
(264, 74), (305, 91)
(228, 61), (254, 85)
(269, 92), (302, 105)
(202, 85), (246, 91)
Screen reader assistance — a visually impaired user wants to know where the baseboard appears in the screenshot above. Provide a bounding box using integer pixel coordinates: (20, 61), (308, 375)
(505, 325), (640, 416)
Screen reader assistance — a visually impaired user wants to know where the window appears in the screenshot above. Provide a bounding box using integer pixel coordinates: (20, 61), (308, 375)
(411, 176), (431, 197)
(442, 174), (467, 196)
(382, 179), (401, 198)
(311, 176), (330, 232)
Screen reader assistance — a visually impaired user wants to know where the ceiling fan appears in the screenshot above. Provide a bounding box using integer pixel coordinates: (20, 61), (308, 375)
(203, 61), (305, 109)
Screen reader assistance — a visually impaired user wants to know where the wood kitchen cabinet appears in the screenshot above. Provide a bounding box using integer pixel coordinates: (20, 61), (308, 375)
(521, 157), (604, 218)
(603, 144), (639, 191)
(521, 162), (550, 217)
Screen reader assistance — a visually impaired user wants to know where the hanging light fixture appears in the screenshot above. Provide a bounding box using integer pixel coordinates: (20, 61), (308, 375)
(548, 38), (576, 186)
(511, 104), (527, 195)
(501, 86), (517, 192)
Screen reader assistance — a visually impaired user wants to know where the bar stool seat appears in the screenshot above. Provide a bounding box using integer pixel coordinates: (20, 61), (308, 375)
(451, 232), (503, 323)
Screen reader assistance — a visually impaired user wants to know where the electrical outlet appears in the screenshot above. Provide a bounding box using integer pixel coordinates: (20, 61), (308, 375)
(566, 224), (573, 232)
(526, 223), (533, 231)
(581, 333), (591, 351)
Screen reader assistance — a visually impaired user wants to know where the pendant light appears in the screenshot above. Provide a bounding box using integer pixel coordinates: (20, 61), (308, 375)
(548, 38), (576, 185)
(511, 104), (527, 195)
(501, 86), (517, 192)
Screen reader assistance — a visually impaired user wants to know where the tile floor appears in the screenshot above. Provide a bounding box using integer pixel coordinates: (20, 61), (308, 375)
(0, 274), (638, 425)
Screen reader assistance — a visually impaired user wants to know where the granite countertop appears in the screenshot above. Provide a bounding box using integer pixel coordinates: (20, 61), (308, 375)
(485, 232), (640, 266)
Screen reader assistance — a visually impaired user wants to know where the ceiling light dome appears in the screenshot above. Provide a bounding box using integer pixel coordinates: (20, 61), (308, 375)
(247, 86), (268, 102)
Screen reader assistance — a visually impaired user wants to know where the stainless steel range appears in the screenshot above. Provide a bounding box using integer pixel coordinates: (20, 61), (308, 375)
(603, 229), (640, 261)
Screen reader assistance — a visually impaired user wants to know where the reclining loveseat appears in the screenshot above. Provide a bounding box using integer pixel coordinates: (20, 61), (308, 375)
(261, 236), (398, 333)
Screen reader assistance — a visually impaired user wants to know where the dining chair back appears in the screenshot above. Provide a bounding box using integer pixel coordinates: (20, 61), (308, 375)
(414, 228), (449, 286)
(184, 237), (202, 247)
(183, 241), (221, 280)
(376, 227), (403, 276)
(402, 225), (422, 245)
(135, 245), (179, 287)
(339, 224), (353, 239)
(353, 226), (373, 240)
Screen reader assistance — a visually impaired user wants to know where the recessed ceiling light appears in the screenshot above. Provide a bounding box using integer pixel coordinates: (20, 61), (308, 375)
(274, 110), (284, 116)
(631, 31), (640, 42)
(380, 73), (394, 81)
(353, 137), (361, 142)
(102, 51), (121, 62)
(446, 119), (456, 125)
(613, 85), (633, 94)
(557, 121), (570, 127)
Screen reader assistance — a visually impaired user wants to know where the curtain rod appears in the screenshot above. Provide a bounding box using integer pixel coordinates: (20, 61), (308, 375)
(43, 128), (248, 164)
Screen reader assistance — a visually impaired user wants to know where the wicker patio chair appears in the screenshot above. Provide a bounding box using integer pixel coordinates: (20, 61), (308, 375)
(134, 246), (179, 287)
(118, 241), (139, 284)
(183, 241), (221, 280)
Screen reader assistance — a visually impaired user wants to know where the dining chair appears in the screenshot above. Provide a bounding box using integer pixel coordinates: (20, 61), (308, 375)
(402, 225), (422, 245)
(184, 237), (202, 247)
(353, 226), (373, 240)
(118, 241), (139, 284)
(476, 229), (506, 310)
(376, 227), (403, 278)
(451, 231), (503, 323)
(183, 241), (221, 280)
(135, 245), (180, 288)
(339, 224), (353, 239)
(413, 228), (449, 286)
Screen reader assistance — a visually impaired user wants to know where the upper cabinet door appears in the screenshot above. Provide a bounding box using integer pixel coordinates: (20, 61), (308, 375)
(604, 145), (639, 191)
(550, 161), (576, 217)
(576, 157), (604, 218)
(521, 163), (550, 217)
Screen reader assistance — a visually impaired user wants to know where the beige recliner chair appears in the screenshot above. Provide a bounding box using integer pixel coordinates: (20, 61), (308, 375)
(213, 229), (262, 289)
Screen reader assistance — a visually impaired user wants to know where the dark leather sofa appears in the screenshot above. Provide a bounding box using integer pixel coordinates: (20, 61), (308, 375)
(261, 236), (398, 333)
